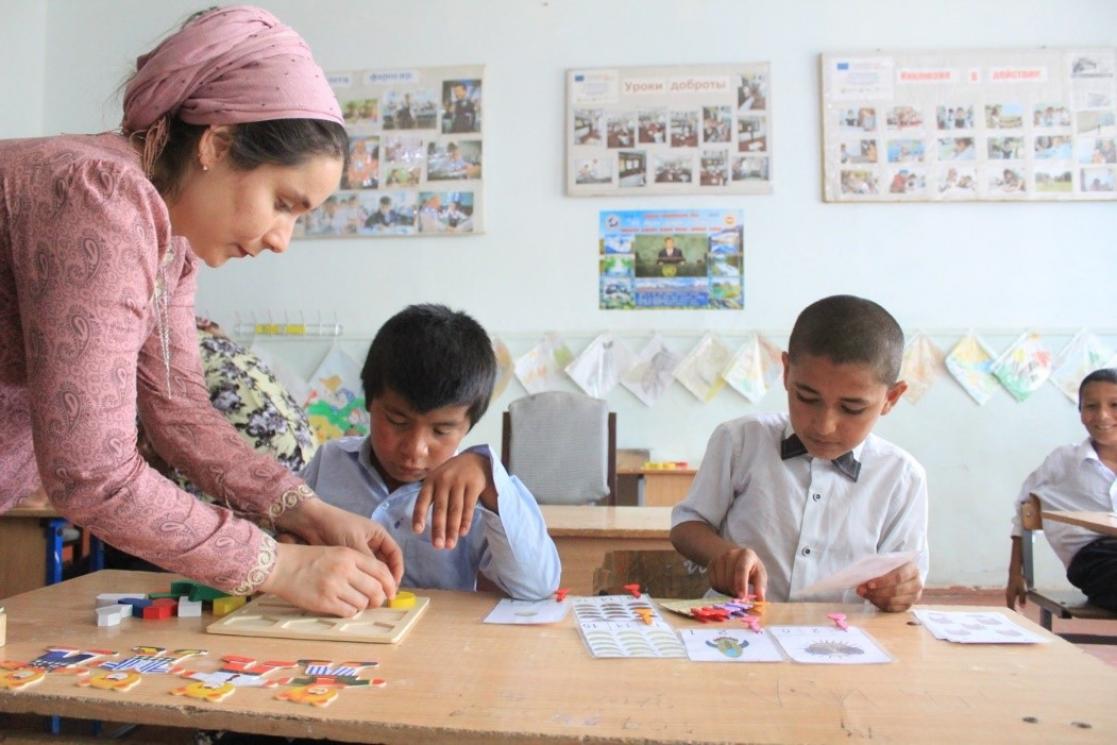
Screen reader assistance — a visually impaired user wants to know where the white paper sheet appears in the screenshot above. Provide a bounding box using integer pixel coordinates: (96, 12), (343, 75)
(768, 625), (892, 664)
(483, 598), (570, 625)
(796, 551), (918, 599)
(911, 609), (1048, 644)
(565, 333), (635, 398)
(577, 620), (686, 658)
(621, 334), (681, 406)
(679, 628), (784, 662)
(674, 333), (731, 402)
(514, 333), (574, 394)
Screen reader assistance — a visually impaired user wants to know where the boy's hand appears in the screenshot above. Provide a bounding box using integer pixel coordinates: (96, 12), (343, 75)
(707, 546), (768, 600)
(262, 542), (398, 617)
(857, 561), (922, 612)
(1006, 572), (1028, 609)
(412, 452), (497, 550)
(274, 498), (404, 585)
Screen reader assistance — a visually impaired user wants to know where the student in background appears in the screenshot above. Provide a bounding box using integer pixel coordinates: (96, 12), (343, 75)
(671, 295), (928, 611)
(301, 304), (561, 600)
(1006, 368), (1117, 611)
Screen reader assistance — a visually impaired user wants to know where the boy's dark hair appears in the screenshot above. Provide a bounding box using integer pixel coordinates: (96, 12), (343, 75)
(1079, 368), (1117, 409)
(361, 304), (496, 426)
(787, 295), (904, 385)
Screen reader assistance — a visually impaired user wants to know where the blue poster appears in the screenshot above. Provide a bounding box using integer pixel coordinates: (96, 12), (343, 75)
(598, 209), (743, 310)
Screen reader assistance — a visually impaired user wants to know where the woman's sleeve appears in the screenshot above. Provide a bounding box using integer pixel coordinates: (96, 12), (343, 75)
(15, 160), (275, 593)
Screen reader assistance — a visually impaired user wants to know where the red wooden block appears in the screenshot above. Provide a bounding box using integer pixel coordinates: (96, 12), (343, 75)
(142, 603), (174, 621)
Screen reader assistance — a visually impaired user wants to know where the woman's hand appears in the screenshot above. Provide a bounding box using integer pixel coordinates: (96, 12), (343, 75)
(260, 542), (397, 617)
(274, 497), (404, 585)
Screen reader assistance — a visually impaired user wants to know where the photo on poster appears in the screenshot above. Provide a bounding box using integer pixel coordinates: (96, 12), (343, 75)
(732, 156), (769, 181)
(937, 166), (977, 197)
(638, 109), (667, 143)
(427, 140), (482, 180)
(384, 135), (425, 165)
(985, 103), (1024, 129)
(988, 136), (1024, 160)
(341, 97), (379, 131)
(359, 191), (418, 235)
(1073, 86), (1114, 111)
(709, 278), (743, 309)
(635, 235), (706, 278)
(888, 168), (926, 195)
(574, 108), (604, 145)
(936, 105), (974, 130)
(441, 79), (481, 133)
(937, 137), (975, 161)
(1077, 137), (1117, 164)
(416, 191), (475, 233)
(737, 116), (767, 152)
(1033, 103), (1072, 127)
(654, 154), (693, 184)
(886, 105), (924, 130)
(575, 157), (614, 185)
(600, 277), (636, 310)
(607, 113), (637, 148)
(1034, 167), (1073, 193)
(383, 89), (438, 130)
(737, 71), (768, 111)
(343, 136), (379, 189)
(600, 254), (635, 277)
(840, 140), (878, 164)
(700, 150), (729, 186)
(837, 106), (877, 132)
(840, 169), (879, 194)
(988, 167), (1027, 194)
(709, 254), (741, 277)
(670, 111), (699, 147)
(1081, 166), (1116, 192)
(702, 106), (733, 144)
(886, 138), (924, 162)
(1070, 53), (1116, 79)
(602, 234), (634, 254)
(384, 163), (421, 187)
(1077, 110), (1117, 135)
(618, 151), (647, 187)
(1034, 135), (1072, 159)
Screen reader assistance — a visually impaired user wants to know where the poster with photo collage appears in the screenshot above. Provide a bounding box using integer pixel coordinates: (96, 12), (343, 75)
(295, 65), (485, 238)
(599, 209), (744, 310)
(567, 64), (772, 196)
(821, 48), (1117, 202)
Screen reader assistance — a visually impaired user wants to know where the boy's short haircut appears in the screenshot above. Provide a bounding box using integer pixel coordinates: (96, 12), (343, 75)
(1079, 367), (1117, 407)
(361, 304), (496, 426)
(787, 295), (904, 385)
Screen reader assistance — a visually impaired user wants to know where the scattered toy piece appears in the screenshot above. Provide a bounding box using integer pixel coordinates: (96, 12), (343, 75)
(188, 584), (229, 603)
(212, 595), (248, 617)
(741, 615), (762, 634)
(96, 605), (129, 627)
(623, 583), (642, 599)
(554, 588), (570, 602)
(172, 679), (237, 702)
(388, 591), (416, 610)
(120, 597), (152, 614)
(96, 593), (147, 608)
(78, 669), (143, 692)
(177, 597), (203, 618)
(142, 603), (174, 621)
(272, 660), (381, 708)
(635, 607), (654, 625)
(827, 612), (849, 631)
(0, 665), (46, 691)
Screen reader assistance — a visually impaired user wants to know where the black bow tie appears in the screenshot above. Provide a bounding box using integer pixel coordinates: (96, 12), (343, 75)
(780, 433), (861, 482)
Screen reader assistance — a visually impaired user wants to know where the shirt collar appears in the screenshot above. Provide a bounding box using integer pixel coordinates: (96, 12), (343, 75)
(780, 431), (863, 482)
(1079, 438), (1103, 464)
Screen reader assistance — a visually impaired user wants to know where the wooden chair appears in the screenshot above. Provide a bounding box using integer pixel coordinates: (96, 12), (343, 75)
(1020, 494), (1117, 644)
(501, 391), (617, 506)
(592, 549), (709, 599)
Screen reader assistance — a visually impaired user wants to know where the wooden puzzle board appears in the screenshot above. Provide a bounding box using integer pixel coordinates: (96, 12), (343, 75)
(206, 594), (429, 644)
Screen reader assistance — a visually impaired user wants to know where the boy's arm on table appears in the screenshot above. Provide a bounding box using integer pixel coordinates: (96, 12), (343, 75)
(671, 521), (767, 600)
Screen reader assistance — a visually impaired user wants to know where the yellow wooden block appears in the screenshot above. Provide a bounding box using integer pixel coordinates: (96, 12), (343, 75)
(212, 595), (248, 617)
(388, 591), (416, 609)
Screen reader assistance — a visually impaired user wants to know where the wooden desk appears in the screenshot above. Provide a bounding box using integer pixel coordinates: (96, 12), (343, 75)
(617, 468), (696, 507)
(0, 507), (55, 599)
(2, 571), (1116, 744)
(1042, 510), (1117, 537)
(542, 505), (672, 595)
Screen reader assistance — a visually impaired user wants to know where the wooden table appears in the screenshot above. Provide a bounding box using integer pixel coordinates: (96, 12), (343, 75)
(617, 468), (696, 507)
(2, 571), (1116, 744)
(1042, 510), (1117, 537)
(542, 505), (672, 595)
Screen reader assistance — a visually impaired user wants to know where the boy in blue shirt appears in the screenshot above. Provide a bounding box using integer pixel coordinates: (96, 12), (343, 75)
(301, 304), (560, 600)
(671, 295), (928, 611)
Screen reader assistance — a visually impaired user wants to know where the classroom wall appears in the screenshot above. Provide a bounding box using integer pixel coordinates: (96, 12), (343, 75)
(0, 0), (46, 138)
(29, 0), (1117, 588)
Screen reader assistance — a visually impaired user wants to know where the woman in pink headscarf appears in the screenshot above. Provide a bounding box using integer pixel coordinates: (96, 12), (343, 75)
(0, 6), (402, 616)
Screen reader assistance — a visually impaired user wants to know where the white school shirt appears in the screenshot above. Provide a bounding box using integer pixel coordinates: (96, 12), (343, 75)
(672, 413), (929, 603)
(1010, 438), (1117, 568)
(301, 436), (561, 600)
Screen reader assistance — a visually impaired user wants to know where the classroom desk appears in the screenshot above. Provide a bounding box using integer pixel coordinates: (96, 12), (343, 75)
(616, 468), (696, 507)
(542, 505), (673, 595)
(0, 507), (105, 599)
(1042, 510), (1117, 538)
(2, 570), (1117, 744)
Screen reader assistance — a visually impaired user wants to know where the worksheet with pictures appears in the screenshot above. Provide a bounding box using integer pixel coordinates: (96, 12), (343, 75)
(295, 65), (485, 238)
(567, 63), (772, 196)
(821, 48), (1117, 202)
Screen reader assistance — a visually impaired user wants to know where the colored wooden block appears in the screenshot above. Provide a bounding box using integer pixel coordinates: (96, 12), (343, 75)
(178, 597), (203, 618)
(96, 605), (127, 627)
(189, 584), (230, 603)
(142, 603), (174, 621)
(151, 597), (178, 610)
(388, 591), (416, 609)
(170, 580), (197, 596)
(148, 592), (178, 600)
(212, 595), (248, 618)
(96, 593), (147, 608)
(120, 597), (152, 613)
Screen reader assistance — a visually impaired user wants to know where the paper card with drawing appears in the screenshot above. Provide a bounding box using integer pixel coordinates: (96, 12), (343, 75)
(1050, 330), (1115, 403)
(674, 333), (731, 402)
(483, 598), (570, 625)
(514, 333), (574, 394)
(796, 550), (919, 599)
(945, 333), (1000, 405)
(721, 332), (783, 403)
(911, 609), (1048, 644)
(991, 331), (1053, 402)
(577, 621), (686, 658)
(768, 625), (892, 664)
(565, 333), (635, 398)
(899, 332), (945, 404)
(491, 337), (514, 400)
(679, 629), (784, 663)
(621, 334), (681, 406)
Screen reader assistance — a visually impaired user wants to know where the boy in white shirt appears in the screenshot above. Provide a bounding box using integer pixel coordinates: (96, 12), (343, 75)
(671, 295), (928, 611)
(1006, 368), (1117, 611)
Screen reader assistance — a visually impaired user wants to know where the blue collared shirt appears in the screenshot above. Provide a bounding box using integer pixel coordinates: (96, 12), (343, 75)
(301, 436), (561, 600)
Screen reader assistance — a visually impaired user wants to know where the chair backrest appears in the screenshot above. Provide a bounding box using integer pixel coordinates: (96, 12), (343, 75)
(501, 391), (616, 505)
(592, 550), (708, 599)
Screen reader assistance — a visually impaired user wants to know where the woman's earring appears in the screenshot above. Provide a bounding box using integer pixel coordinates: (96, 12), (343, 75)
(201, 164), (209, 172)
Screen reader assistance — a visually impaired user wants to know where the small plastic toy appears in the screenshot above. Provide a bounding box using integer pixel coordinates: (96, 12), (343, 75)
(622, 583), (642, 599)
(554, 588), (570, 602)
(741, 615), (762, 634)
(387, 591), (416, 610)
(827, 612), (849, 631)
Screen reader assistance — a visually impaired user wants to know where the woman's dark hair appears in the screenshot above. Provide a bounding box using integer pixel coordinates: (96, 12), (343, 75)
(148, 117), (349, 197)
(1079, 368), (1117, 409)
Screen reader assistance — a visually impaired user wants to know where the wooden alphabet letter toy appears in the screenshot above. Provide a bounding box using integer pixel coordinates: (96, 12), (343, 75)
(172, 654), (296, 703)
(273, 660), (385, 708)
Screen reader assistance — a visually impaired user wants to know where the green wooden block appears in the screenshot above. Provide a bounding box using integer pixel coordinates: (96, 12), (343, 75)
(188, 584), (229, 602)
(170, 580), (197, 596)
(147, 592), (178, 600)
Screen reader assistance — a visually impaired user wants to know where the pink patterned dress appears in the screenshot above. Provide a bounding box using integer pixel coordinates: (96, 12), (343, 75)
(0, 133), (309, 593)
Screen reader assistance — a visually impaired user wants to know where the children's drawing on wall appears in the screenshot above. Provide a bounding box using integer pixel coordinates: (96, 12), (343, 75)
(514, 333), (574, 395)
(992, 332), (1053, 401)
(1050, 331), (1116, 402)
(674, 334), (731, 403)
(598, 209), (743, 310)
(946, 333), (1000, 405)
(305, 348), (369, 444)
(722, 332), (782, 403)
(296, 65), (485, 238)
(622, 334), (681, 407)
(567, 63), (772, 196)
(565, 334), (635, 399)
(899, 333), (945, 404)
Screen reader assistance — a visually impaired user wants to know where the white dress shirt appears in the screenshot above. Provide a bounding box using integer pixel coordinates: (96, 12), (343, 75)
(672, 413), (929, 602)
(1010, 438), (1117, 567)
(301, 436), (561, 600)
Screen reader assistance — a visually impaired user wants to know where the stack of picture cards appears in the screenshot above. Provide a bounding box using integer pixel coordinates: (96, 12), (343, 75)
(912, 609), (1048, 644)
(574, 594), (685, 658)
